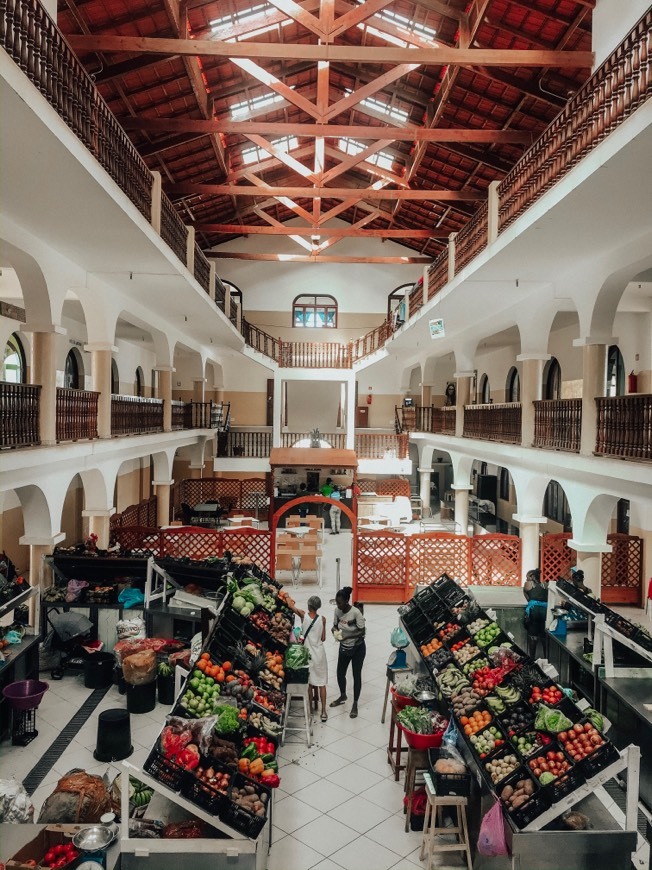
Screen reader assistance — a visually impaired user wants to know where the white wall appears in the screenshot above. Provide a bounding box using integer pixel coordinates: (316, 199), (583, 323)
(592, 0), (649, 67)
(287, 380), (341, 431)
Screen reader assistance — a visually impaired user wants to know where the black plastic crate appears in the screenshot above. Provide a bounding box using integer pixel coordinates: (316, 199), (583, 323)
(223, 772), (272, 838)
(11, 707), (38, 746)
(604, 610), (638, 638)
(475, 626), (511, 650)
(499, 702), (535, 736)
(524, 742), (584, 801)
(413, 584), (439, 608)
(244, 725), (279, 752)
(181, 758), (232, 814)
(285, 667), (309, 684)
(144, 747), (188, 792)
(577, 740), (620, 779)
(633, 628), (652, 653)
(424, 648), (453, 673)
(483, 746), (522, 787)
(525, 679), (565, 707)
(498, 767), (551, 830)
(468, 721), (508, 760)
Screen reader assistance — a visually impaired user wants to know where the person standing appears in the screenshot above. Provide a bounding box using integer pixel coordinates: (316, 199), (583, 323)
(523, 568), (548, 659)
(330, 586), (365, 718)
(329, 486), (342, 535)
(320, 477), (334, 497)
(287, 595), (329, 721)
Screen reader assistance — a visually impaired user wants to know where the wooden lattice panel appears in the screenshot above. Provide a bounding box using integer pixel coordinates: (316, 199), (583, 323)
(357, 478), (411, 499)
(223, 529), (272, 573)
(159, 528), (222, 559)
(407, 534), (470, 588)
(540, 533), (575, 586)
(241, 478), (269, 511)
(470, 535), (521, 586)
(112, 526), (161, 553)
(356, 531), (407, 588)
(601, 533), (643, 605)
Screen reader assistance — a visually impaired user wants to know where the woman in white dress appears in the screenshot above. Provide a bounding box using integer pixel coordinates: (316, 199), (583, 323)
(288, 595), (329, 721)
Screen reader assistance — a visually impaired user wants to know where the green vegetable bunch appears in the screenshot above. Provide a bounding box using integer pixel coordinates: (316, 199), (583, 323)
(396, 706), (434, 734)
(285, 644), (311, 670)
(534, 704), (573, 733)
(214, 704), (241, 735)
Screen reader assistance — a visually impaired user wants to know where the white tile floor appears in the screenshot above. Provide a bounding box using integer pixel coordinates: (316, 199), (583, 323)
(1, 529), (461, 868)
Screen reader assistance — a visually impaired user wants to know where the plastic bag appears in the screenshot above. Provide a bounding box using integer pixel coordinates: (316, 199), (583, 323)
(477, 800), (508, 856)
(390, 627), (409, 649)
(435, 743), (467, 773)
(442, 717), (459, 747)
(123, 649), (157, 685)
(116, 616), (146, 641)
(0, 778), (34, 823)
(118, 587), (145, 609)
(66, 579), (88, 602)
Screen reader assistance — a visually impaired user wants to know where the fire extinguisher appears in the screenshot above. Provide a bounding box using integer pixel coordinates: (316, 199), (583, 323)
(366, 394), (372, 405)
(628, 371), (638, 394)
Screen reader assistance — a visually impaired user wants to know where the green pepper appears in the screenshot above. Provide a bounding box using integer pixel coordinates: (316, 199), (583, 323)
(241, 743), (258, 761)
(261, 753), (276, 765)
(262, 759), (278, 772)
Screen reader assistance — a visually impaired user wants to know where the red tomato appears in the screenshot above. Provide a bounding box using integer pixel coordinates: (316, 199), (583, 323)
(44, 850), (58, 866)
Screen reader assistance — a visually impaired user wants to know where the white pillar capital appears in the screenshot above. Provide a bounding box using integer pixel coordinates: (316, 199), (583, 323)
(153, 479), (174, 488)
(512, 514), (547, 525)
(82, 507), (117, 518)
(454, 370), (475, 380)
(20, 532), (66, 547)
(21, 323), (67, 336)
(192, 377), (207, 384)
(516, 353), (550, 362)
(84, 343), (118, 353)
(153, 365), (175, 373)
(572, 335), (616, 348)
(451, 483), (472, 491)
(567, 538), (612, 554)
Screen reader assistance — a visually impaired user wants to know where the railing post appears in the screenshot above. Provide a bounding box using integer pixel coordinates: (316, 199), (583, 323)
(151, 170), (162, 235)
(487, 180), (500, 244)
(85, 342), (115, 438)
(447, 232), (457, 282)
(186, 226), (195, 275)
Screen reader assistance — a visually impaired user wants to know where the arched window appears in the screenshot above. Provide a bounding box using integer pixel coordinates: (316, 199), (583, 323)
(479, 373), (491, 403)
(499, 467), (511, 501)
(506, 367), (520, 402)
(543, 480), (571, 531)
(606, 345), (625, 397)
(292, 294), (337, 328)
(135, 366), (144, 397)
(111, 359), (119, 394)
(387, 283), (412, 324)
(543, 357), (561, 400)
(2, 333), (26, 383)
(64, 348), (84, 389)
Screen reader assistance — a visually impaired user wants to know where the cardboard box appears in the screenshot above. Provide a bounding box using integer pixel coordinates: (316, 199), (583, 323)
(7, 824), (83, 870)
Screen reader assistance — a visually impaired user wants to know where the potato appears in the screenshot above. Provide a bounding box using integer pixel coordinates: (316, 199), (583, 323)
(523, 780), (534, 796)
(511, 794), (529, 809)
(501, 785), (514, 800)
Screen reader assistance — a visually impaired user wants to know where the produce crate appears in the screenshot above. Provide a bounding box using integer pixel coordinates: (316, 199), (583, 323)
(435, 578), (467, 607)
(577, 740), (620, 779)
(498, 767), (551, 830)
(413, 584), (439, 609)
(424, 648), (453, 673)
(222, 772), (272, 838)
(511, 730), (545, 759)
(475, 627), (512, 650)
(418, 598), (448, 622)
(181, 757), (231, 815)
(525, 742), (585, 802)
(468, 721), (507, 760)
(525, 679), (564, 707)
(427, 749), (471, 797)
(604, 610), (638, 638)
(483, 746), (522, 787)
(498, 701), (535, 736)
(245, 724), (279, 751)
(551, 696), (585, 727)
(283, 666), (309, 684)
(143, 747), (189, 792)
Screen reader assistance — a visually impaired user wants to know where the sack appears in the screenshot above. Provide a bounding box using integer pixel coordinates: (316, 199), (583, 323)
(123, 649), (157, 685)
(0, 777), (34, 823)
(66, 579), (88, 602)
(118, 587), (145, 609)
(38, 770), (113, 823)
(477, 800), (508, 856)
(116, 616), (146, 641)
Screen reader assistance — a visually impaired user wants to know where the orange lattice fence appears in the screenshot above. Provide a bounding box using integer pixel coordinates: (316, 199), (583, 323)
(222, 529), (272, 574)
(540, 533), (575, 586)
(159, 528), (223, 560)
(357, 478), (411, 499)
(601, 533), (643, 605)
(355, 531), (408, 602)
(112, 526), (161, 554)
(470, 535), (521, 586)
(408, 534), (470, 590)
(241, 478), (270, 518)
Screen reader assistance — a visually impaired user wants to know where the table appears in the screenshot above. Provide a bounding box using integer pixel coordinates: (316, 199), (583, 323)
(282, 525), (313, 537)
(193, 503), (223, 527)
(227, 516), (261, 528)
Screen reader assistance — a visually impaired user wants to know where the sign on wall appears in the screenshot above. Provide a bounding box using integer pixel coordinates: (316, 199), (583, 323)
(429, 318), (445, 339)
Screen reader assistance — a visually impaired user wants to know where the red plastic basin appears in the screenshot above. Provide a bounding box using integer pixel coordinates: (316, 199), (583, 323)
(391, 686), (419, 712)
(398, 723), (444, 750)
(3, 679), (49, 711)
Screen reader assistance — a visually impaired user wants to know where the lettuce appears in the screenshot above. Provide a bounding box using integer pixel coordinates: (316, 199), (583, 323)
(285, 644), (311, 669)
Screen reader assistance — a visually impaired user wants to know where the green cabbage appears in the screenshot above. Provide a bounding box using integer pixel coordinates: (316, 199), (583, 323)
(214, 704), (240, 735)
(534, 704), (573, 733)
(285, 643), (311, 669)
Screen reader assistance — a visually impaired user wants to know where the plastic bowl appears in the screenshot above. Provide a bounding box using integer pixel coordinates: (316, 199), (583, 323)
(398, 724), (444, 750)
(391, 686), (419, 712)
(2, 679), (49, 711)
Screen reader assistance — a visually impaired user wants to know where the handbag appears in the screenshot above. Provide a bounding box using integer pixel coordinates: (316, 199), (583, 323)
(302, 615), (319, 644)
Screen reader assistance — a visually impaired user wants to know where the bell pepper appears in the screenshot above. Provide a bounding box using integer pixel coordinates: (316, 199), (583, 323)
(265, 742), (276, 756)
(261, 753), (276, 765)
(261, 772), (280, 788)
(241, 742), (258, 761)
(238, 758), (250, 773)
(249, 757), (265, 776)
(177, 747), (200, 770)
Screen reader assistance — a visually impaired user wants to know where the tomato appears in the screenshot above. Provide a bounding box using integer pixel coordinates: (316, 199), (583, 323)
(44, 849), (58, 865)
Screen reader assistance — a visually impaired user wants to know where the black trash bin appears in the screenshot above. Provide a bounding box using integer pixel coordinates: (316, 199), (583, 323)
(126, 679), (157, 714)
(94, 708), (133, 761)
(84, 652), (115, 689)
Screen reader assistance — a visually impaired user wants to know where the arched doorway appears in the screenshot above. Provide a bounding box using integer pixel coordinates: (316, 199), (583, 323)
(111, 358), (119, 394)
(64, 348), (84, 389)
(506, 367), (520, 402)
(606, 345), (625, 397)
(542, 358), (561, 400)
(2, 333), (27, 382)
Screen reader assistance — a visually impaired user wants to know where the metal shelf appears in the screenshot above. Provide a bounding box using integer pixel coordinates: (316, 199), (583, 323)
(0, 584), (38, 620)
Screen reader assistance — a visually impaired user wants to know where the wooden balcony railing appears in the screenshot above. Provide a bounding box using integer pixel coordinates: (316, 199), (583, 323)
(456, 202), (489, 273)
(533, 399), (581, 452)
(214, 277), (227, 312)
(171, 400), (186, 431)
(349, 318), (396, 362)
(498, 10), (651, 232)
(427, 251), (448, 300)
(242, 319), (280, 362)
(56, 388), (99, 442)
(111, 395), (164, 436)
(407, 283), (424, 317)
(463, 403), (522, 444)
(160, 195), (188, 264)
(278, 341), (351, 369)
(217, 430), (272, 458)
(194, 246), (211, 293)
(281, 431), (347, 449)
(433, 407), (456, 435)
(0, 382), (41, 448)
(355, 433), (409, 459)
(1, 0), (152, 221)
(595, 394), (652, 461)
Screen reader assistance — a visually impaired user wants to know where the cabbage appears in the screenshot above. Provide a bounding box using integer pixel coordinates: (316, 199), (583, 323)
(285, 643), (311, 669)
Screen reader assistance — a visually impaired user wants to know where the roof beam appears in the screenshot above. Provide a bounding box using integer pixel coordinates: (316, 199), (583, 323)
(167, 182), (485, 200)
(206, 252), (432, 263)
(121, 118), (535, 143)
(329, 0), (396, 39)
(231, 58), (322, 119)
(66, 35), (594, 67)
(323, 63), (420, 121)
(264, 0), (325, 37)
(193, 223), (448, 238)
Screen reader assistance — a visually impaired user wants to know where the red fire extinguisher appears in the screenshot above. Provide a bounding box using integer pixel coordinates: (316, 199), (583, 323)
(628, 371), (638, 394)
(366, 394), (372, 405)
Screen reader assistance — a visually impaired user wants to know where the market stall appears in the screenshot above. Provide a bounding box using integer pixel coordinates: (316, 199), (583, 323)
(398, 574), (640, 869)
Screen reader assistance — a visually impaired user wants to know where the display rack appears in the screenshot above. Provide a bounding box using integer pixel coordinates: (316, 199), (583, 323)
(0, 584), (41, 739)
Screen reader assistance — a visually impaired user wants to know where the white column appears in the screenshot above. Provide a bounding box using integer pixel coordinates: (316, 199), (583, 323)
(272, 372), (283, 447)
(345, 374), (356, 450)
(30, 329), (60, 446)
(513, 513), (546, 585)
(82, 508), (116, 550)
(452, 484), (472, 535)
(487, 180), (500, 244)
(85, 342), (116, 439)
(20, 533), (66, 589)
(418, 468), (432, 518)
(447, 232), (457, 282)
(517, 354), (548, 447)
(151, 170), (162, 235)
(153, 480), (174, 527)
(578, 341), (607, 456)
(454, 371), (473, 438)
(568, 538), (613, 597)
(155, 366), (174, 432)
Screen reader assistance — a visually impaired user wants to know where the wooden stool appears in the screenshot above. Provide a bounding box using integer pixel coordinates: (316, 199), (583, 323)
(403, 746), (429, 832)
(381, 664), (412, 724)
(387, 700), (409, 780)
(420, 773), (473, 870)
(281, 683), (313, 747)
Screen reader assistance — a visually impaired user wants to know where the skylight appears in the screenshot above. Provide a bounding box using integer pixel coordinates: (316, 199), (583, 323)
(241, 136), (299, 165)
(338, 138), (395, 172)
(231, 92), (285, 119)
(210, 3), (292, 41)
(344, 90), (409, 124)
(353, 0), (437, 45)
